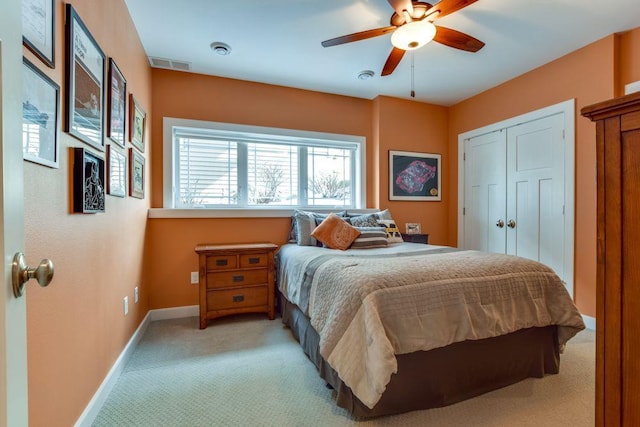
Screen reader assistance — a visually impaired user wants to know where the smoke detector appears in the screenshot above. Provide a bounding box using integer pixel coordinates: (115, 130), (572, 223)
(210, 42), (232, 56)
(357, 70), (375, 80)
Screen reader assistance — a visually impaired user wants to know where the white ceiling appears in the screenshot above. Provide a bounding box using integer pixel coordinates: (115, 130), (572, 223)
(124, 0), (640, 106)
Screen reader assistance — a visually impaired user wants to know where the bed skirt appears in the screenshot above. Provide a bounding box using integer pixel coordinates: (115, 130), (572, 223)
(279, 293), (560, 418)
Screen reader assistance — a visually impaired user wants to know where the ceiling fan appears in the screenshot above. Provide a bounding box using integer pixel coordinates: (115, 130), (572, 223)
(321, 0), (485, 76)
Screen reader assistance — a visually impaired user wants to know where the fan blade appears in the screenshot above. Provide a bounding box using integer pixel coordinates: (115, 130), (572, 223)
(321, 26), (397, 47)
(433, 25), (484, 52)
(381, 47), (406, 76)
(428, 0), (478, 19)
(387, 0), (414, 18)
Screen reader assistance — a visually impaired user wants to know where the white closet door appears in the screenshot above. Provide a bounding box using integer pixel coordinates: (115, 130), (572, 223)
(463, 130), (507, 253)
(506, 113), (565, 278)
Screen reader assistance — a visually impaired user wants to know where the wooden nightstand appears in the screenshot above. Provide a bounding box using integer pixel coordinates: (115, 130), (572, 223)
(195, 243), (278, 329)
(401, 233), (429, 244)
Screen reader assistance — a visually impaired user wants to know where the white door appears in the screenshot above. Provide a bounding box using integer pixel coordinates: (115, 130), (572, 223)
(1, 0), (29, 425)
(463, 130), (507, 253)
(506, 113), (566, 278)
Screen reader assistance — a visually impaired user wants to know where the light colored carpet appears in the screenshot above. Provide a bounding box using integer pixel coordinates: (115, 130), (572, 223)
(93, 314), (595, 427)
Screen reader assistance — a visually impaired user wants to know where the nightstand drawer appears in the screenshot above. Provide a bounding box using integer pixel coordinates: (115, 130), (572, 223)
(207, 286), (268, 311)
(206, 255), (237, 270)
(207, 269), (268, 289)
(239, 253), (268, 268)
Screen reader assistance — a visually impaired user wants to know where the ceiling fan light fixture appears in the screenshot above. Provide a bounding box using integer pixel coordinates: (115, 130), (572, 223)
(390, 20), (436, 51)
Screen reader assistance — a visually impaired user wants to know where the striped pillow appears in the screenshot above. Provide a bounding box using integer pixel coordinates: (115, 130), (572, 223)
(349, 227), (389, 249)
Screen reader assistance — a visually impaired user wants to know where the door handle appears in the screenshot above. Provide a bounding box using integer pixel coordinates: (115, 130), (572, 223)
(495, 219), (504, 228)
(507, 219), (516, 228)
(12, 252), (54, 297)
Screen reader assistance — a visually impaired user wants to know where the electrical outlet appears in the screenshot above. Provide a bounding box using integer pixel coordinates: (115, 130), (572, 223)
(134, 287), (139, 304)
(123, 296), (129, 315)
(190, 271), (199, 284)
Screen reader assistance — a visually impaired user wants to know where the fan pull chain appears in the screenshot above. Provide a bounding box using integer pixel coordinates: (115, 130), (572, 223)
(410, 52), (415, 98)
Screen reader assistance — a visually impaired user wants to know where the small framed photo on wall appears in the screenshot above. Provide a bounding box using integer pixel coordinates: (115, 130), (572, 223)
(129, 148), (145, 199)
(107, 145), (126, 198)
(129, 94), (146, 152)
(389, 150), (441, 201)
(22, 0), (55, 68)
(64, 4), (106, 151)
(107, 59), (126, 148)
(22, 57), (59, 168)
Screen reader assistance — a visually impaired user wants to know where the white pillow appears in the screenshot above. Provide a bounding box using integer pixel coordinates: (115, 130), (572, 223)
(377, 219), (404, 243)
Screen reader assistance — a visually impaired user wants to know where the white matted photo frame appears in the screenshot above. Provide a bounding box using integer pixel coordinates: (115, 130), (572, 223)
(65, 4), (105, 151)
(389, 150), (441, 201)
(107, 145), (127, 198)
(129, 148), (145, 199)
(22, 57), (59, 168)
(107, 59), (126, 148)
(129, 94), (146, 152)
(22, 0), (55, 68)
(405, 223), (422, 234)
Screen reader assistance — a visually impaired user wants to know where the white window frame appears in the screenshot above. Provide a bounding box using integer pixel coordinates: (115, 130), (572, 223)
(160, 117), (367, 218)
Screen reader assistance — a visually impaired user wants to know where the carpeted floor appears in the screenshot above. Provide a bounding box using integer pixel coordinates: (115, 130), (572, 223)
(93, 314), (595, 427)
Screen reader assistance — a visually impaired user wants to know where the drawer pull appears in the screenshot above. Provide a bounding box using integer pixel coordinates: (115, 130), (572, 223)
(232, 275), (244, 282)
(232, 295), (244, 302)
(216, 259), (228, 266)
(248, 257), (260, 264)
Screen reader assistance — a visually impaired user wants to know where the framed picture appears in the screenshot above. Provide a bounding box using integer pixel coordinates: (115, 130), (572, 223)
(22, 0), (55, 68)
(107, 145), (127, 198)
(107, 59), (126, 148)
(129, 94), (146, 152)
(405, 223), (422, 234)
(129, 148), (145, 199)
(389, 150), (441, 201)
(73, 148), (105, 213)
(65, 4), (105, 151)
(22, 57), (59, 168)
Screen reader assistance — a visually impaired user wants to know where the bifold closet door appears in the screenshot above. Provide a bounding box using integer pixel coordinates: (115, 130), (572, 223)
(505, 113), (565, 278)
(463, 130), (507, 254)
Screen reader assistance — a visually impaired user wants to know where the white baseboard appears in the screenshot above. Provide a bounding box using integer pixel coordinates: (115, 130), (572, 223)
(74, 305), (199, 427)
(582, 314), (596, 331)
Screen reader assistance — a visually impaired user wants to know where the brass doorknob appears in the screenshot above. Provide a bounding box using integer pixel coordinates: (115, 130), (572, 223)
(496, 219), (505, 228)
(507, 219), (516, 228)
(12, 252), (54, 297)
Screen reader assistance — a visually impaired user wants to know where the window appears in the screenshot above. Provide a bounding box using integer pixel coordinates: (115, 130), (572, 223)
(164, 118), (365, 211)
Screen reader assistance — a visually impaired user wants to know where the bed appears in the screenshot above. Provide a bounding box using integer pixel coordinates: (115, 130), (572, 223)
(276, 215), (585, 418)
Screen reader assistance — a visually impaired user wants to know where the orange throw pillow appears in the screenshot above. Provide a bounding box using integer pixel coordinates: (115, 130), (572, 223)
(311, 213), (361, 250)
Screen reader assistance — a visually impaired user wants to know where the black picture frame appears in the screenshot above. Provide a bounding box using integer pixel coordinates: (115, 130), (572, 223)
(129, 148), (145, 199)
(107, 145), (127, 198)
(22, 57), (59, 168)
(107, 59), (127, 148)
(389, 150), (441, 201)
(73, 148), (106, 213)
(65, 4), (106, 151)
(22, 0), (55, 68)
(129, 94), (146, 152)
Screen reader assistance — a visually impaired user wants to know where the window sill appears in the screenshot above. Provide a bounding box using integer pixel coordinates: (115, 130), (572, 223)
(147, 208), (379, 219)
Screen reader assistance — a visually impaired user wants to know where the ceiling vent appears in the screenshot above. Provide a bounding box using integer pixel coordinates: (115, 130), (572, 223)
(148, 56), (191, 71)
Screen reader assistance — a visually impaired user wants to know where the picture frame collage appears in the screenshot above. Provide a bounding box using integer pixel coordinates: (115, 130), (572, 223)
(21, 2), (147, 213)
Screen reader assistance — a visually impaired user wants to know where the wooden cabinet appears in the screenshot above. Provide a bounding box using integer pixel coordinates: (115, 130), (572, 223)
(195, 243), (278, 329)
(582, 91), (640, 427)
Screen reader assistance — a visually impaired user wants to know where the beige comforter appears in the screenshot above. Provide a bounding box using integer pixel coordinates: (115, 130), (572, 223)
(278, 245), (585, 409)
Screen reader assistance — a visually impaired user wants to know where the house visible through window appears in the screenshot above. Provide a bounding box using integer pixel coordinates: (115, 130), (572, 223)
(165, 119), (365, 210)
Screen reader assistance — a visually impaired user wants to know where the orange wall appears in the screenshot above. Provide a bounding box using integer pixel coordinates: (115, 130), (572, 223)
(620, 29), (640, 93)
(146, 71), (449, 310)
(23, 1), (151, 425)
(447, 35), (622, 317)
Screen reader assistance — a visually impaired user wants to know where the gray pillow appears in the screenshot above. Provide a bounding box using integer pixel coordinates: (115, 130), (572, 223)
(349, 227), (389, 249)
